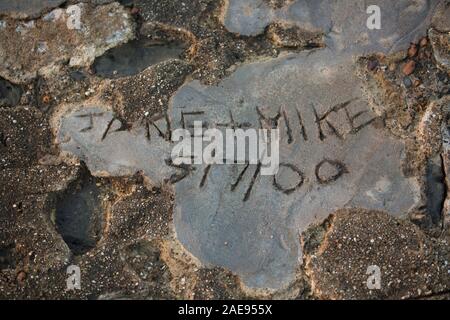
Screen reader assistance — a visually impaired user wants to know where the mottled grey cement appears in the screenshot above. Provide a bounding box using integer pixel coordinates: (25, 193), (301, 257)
(170, 50), (420, 288)
(429, 29), (450, 71)
(57, 49), (422, 289)
(223, 0), (441, 55)
(58, 108), (174, 184)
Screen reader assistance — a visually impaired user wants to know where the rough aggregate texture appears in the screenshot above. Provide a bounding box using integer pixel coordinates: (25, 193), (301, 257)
(0, 0), (450, 299)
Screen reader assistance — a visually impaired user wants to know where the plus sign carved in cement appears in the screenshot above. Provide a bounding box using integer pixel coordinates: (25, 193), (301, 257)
(223, 0), (440, 55)
(57, 49), (421, 289)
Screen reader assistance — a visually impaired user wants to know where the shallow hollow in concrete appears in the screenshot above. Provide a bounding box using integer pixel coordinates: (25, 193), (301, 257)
(0, 244), (15, 270)
(0, 77), (22, 108)
(92, 39), (187, 79)
(55, 170), (106, 256)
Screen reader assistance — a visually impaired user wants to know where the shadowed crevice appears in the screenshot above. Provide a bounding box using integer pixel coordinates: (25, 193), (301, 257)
(55, 168), (105, 255)
(0, 77), (22, 108)
(92, 38), (186, 78)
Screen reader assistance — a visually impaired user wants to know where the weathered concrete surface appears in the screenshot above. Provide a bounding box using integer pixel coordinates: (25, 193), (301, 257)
(0, 165), (80, 292)
(303, 209), (450, 299)
(223, 0), (441, 55)
(1, 0), (448, 299)
(0, 2), (134, 83)
(105, 59), (192, 123)
(93, 39), (186, 79)
(430, 29), (450, 71)
(0, 162), (203, 300)
(0, 107), (53, 169)
(0, 77), (22, 107)
(441, 98), (450, 235)
(432, 0), (450, 32)
(170, 50), (421, 289)
(56, 49), (423, 289)
(0, 0), (65, 19)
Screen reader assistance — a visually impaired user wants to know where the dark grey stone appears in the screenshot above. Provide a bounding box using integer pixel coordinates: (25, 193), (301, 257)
(93, 39), (185, 79)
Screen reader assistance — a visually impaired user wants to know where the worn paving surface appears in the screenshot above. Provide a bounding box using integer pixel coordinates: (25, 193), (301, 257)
(0, 0), (450, 299)
(223, 0), (440, 55)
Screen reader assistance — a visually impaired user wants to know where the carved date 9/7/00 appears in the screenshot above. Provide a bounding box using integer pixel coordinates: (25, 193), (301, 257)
(192, 158), (349, 202)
